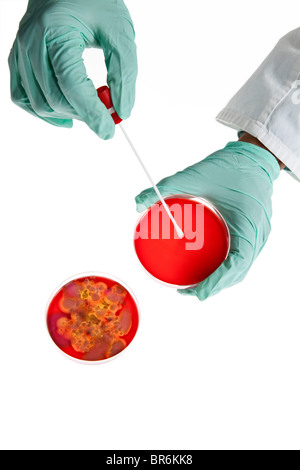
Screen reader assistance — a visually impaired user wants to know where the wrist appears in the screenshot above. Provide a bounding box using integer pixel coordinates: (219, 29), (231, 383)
(239, 132), (286, 170)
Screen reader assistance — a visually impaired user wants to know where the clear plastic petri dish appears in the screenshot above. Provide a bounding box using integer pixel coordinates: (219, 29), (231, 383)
(134, 194), (230, 289)
(46, 272), (140, 364)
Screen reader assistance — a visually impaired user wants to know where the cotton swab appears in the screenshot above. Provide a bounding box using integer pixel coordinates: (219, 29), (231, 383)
(97, 86), (184, 239)
(118, 123), (184, 239)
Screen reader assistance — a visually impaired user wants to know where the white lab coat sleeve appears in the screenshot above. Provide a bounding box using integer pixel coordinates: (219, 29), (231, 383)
(216, 28), (300, 181)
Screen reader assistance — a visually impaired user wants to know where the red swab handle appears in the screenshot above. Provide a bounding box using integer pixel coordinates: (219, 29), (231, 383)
(97, 86), (122, 125)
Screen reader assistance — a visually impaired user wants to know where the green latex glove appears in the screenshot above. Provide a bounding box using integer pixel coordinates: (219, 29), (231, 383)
(135, 141), (280, 301)
(8, 0), (137, 139)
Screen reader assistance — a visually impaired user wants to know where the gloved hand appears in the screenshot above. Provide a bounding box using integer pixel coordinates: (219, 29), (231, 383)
(135, 141), (280, 300)
(8, 0), (137, 139)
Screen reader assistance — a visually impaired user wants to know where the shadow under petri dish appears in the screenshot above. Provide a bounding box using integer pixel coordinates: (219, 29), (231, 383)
(46, 275), (139, 362)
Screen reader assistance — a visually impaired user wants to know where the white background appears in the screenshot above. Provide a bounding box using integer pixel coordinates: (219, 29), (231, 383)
(0, 0), (299, 451)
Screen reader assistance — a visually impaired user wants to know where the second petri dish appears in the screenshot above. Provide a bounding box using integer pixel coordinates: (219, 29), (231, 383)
(46, 273), (139, 363)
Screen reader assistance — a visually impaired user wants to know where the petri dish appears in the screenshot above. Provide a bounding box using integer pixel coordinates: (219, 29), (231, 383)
(46, 273), (139, 364)
(134, 195), (230, 288)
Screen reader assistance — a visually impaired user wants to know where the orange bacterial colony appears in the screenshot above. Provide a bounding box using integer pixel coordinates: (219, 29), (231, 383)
(47, 275), (139, 362)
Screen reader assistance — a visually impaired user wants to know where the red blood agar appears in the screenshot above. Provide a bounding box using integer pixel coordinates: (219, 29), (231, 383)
(46, 275), (139, 362)
(134, 196), (230, 287)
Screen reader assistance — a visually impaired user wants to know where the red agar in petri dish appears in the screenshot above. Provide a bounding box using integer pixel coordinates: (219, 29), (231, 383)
(134, 195), (230, 288)
(47, 274), (139, 362)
